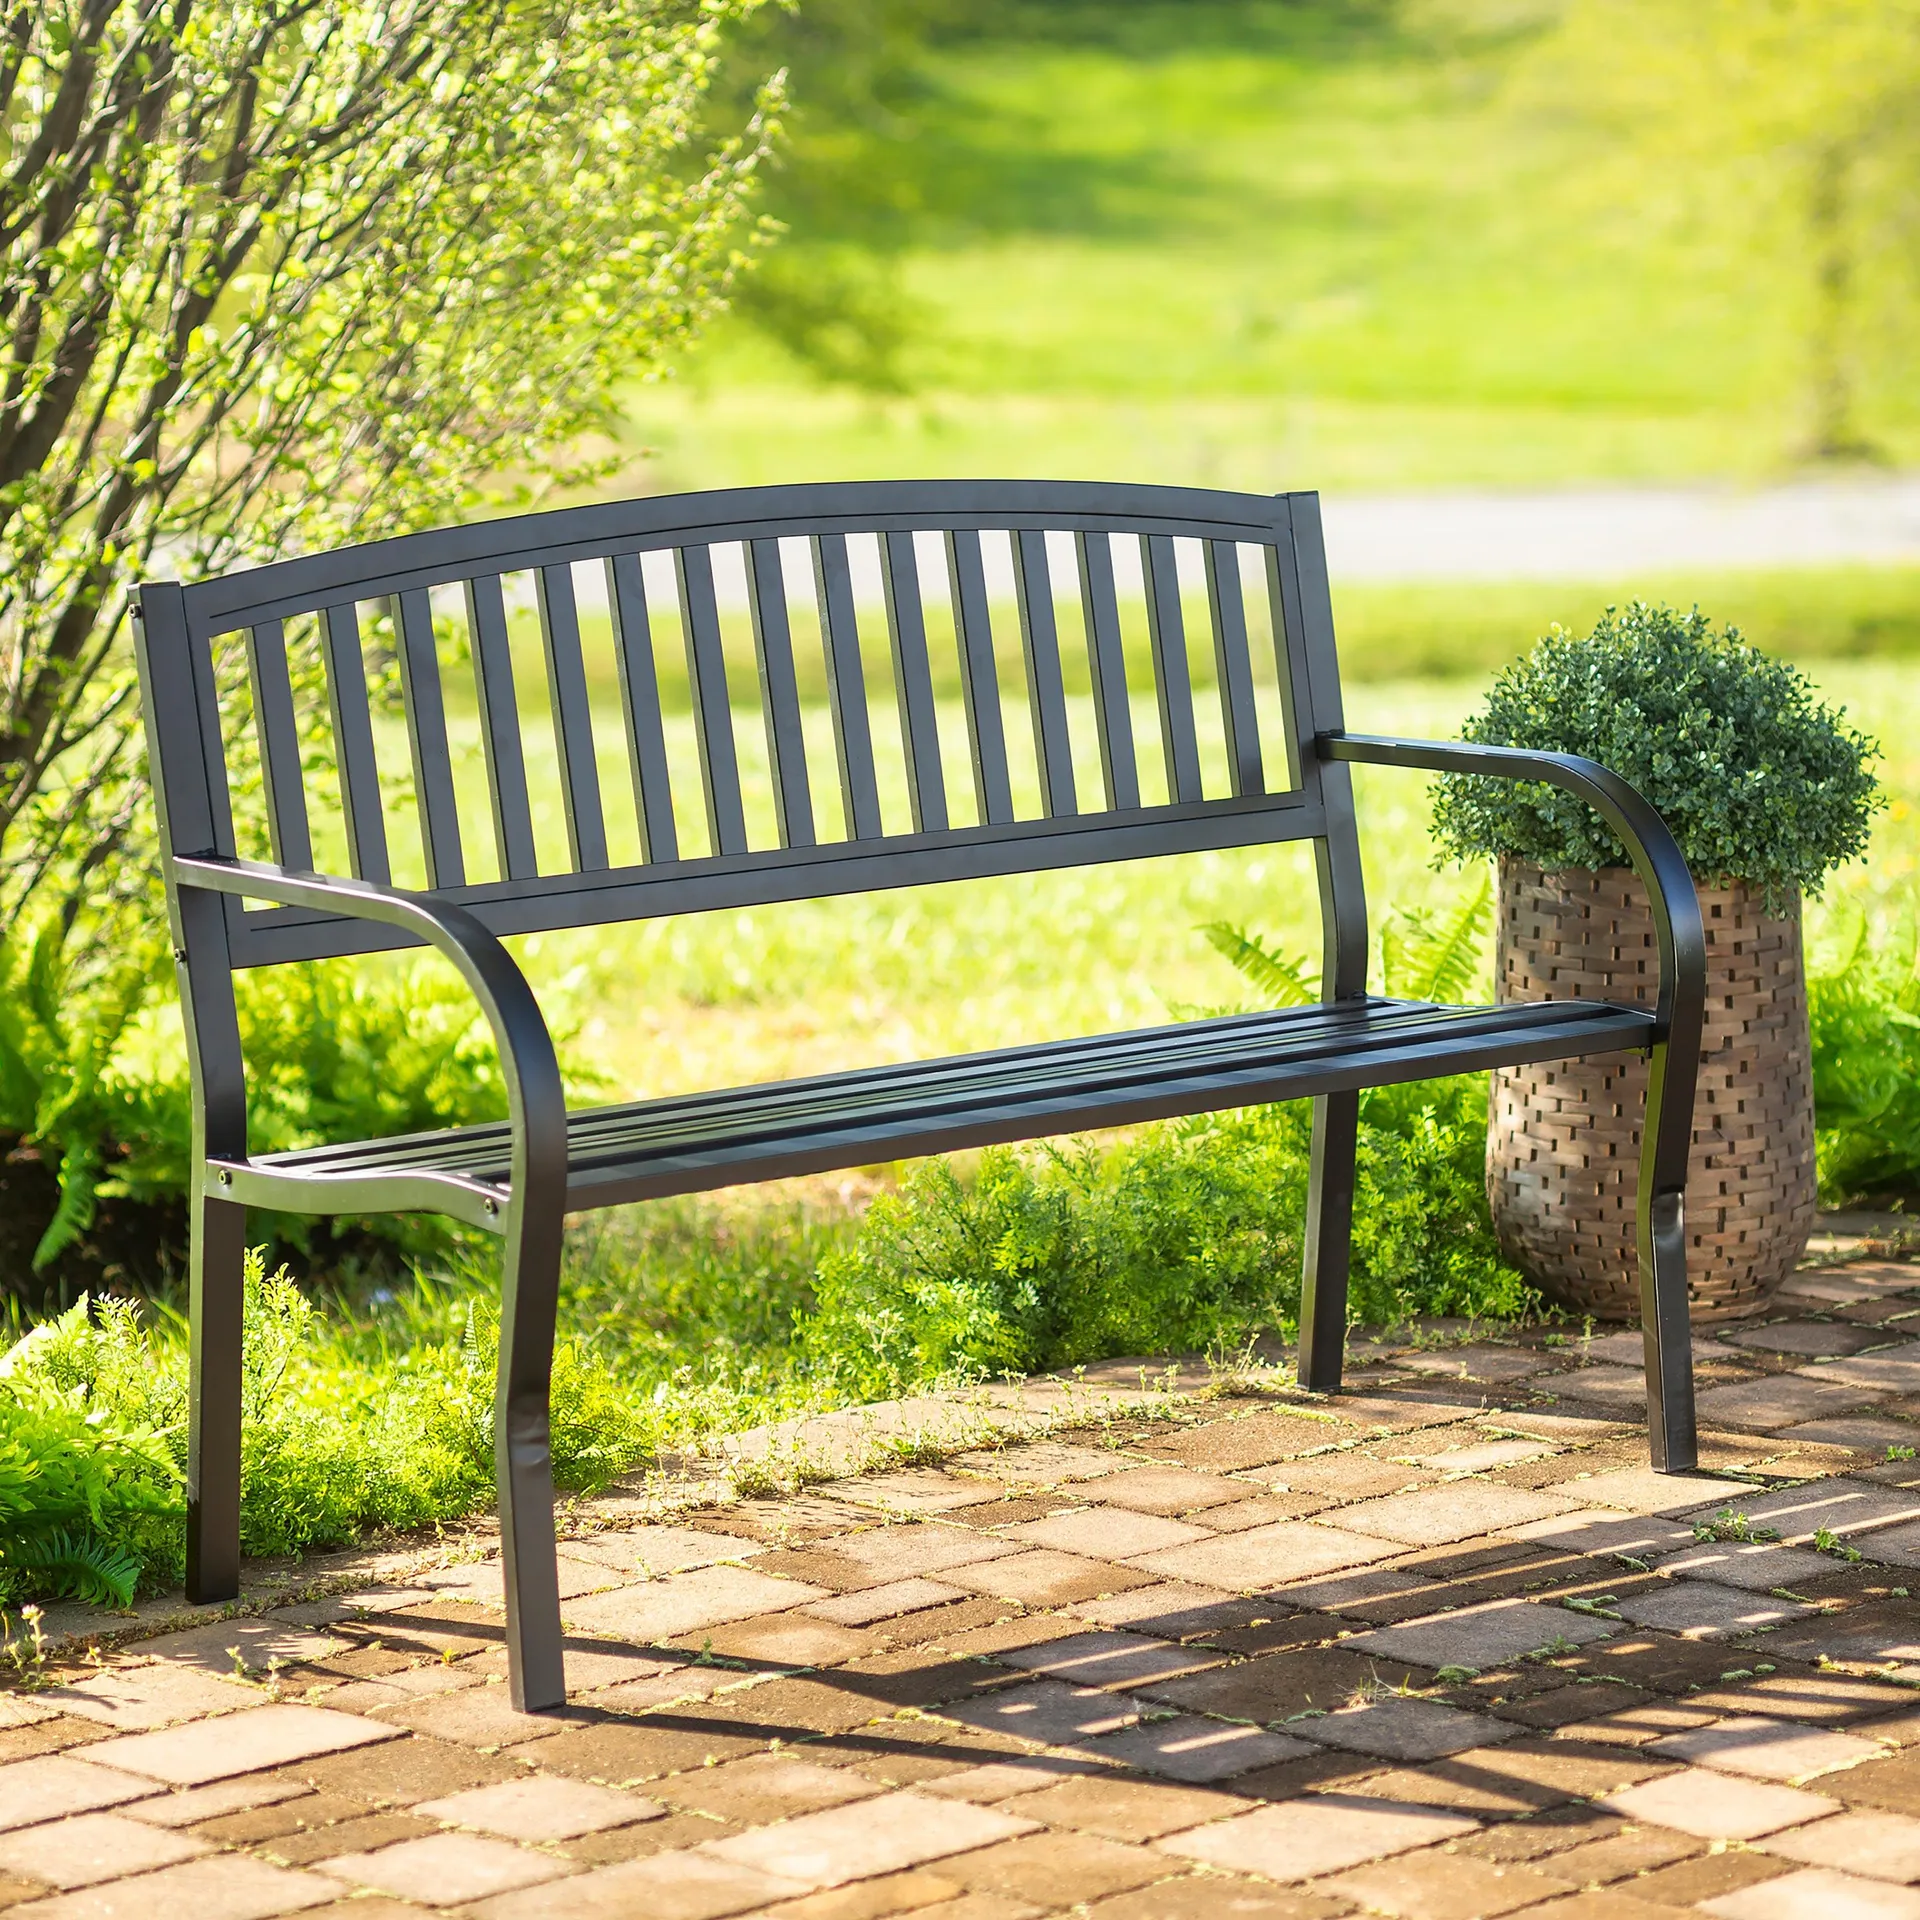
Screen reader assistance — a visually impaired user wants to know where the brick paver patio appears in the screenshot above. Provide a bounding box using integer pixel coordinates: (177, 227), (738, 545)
(6, 1257), (1920, 1917)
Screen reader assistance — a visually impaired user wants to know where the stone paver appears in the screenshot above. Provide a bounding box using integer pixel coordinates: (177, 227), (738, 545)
(1327, 1847), (1572, 1916)
(1651, 1540), (1837, 1590)
(1083, 1714), (1313, 1782)
(995, 1630), (1215, 1690)
(0, 1754), (156, 1830)
(944, 1680), (1141, 1747)
(1344, 1598), (1620, 1671)
(801, 1578), (967, 1625)
(1127, 1518), (1398, 1587)
(10, 1259), (1920, 1920)
(1699, 1375), (1877, 1428)
(327, 1829), (573, 1904)
(1094, 1467), (1255, 1514)
(1687, 1481), (1920, 1543)
(701, 1788), (1038, 1888)
(1612, 1580), (1816, 1640)
(7, 1853), (340, 1918)
(942, 1547), (1152, 1606)
(1339, 1483), (1585, 1545)
(1008, 1508), (1209, 1557)
(1158, 1793), (1478, 1879)
(0, 1809), (207, 1887)
(1603, 1766), (1841, 1838)
(1701, 1865), (1920, 1919)
(471, 1848), (805, 1918)
(563, 1525), (763, 1575)
(1552, 1364), (1648, 1408)
(561, 1563), (832, 1641)
(1651, 1714), (1888, 1781)
(1567, 1467), (1743, 1514)
(1296, 1695), (1518, 1760)
(43, 1666), (266, 1732)
(1801, 1346), (1920, 1393)
(415, 1775), (661, 1841)
(83, 1704), (398, 1785)
(1761, 1808), (1920, 1880)
(1788, 1415), (1920, 1453)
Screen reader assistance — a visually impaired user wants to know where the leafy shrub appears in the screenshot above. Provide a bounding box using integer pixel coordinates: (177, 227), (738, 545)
(0, 918), (584, 1295)
(1430, 603), (1880, 909)
(803, 883), (1535, 1396)
(0, 1297), (185, 1606)
(0, 927), (187, 1275)
(1808, 904), (1920, 1207)
(0, 1252), (652, 1602)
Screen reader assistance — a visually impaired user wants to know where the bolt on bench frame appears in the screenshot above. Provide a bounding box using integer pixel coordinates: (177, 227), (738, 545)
(136, 481), (1705, 1711)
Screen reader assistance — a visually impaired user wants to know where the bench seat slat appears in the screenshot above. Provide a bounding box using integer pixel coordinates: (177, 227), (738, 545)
(247, 997), (1653, 1210)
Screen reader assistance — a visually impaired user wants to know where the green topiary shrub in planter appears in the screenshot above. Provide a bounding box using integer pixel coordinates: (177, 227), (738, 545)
(1430, 603), (1880, 1321)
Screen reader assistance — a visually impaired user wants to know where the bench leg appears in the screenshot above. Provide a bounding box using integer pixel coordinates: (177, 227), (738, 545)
(186, 1189), (246, 1604)
(497, 1197), (567, 1712)
(1298, 1090), (1359, 1392)
(1638, 1038), (1699, 1472)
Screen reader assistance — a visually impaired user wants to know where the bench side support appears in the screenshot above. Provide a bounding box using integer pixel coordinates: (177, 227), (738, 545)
(1277, 496), (1370, 1395)
(1325, 734), (1706, 1472)
(169, 856), (572, 1707)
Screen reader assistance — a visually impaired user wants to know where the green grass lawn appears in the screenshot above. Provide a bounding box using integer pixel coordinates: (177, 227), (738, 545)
(628, 5), (1920, 493)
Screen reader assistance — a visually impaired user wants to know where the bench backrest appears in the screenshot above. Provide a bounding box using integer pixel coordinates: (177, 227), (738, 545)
(137, 480), (1366, 987)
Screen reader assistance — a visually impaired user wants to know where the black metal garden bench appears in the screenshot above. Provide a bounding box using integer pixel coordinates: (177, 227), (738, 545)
(136, 481), (1706, 1711)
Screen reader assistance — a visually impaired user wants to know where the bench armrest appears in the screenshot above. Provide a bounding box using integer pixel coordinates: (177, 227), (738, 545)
(172, 857), (567, 1208)
(1318, 730), (1706, 1069)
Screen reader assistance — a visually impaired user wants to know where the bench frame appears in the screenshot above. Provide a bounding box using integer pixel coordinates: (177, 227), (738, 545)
(137, 482), (1705, 1710)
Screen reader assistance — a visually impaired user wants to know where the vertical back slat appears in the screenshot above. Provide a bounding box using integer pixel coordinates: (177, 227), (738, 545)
(1276, 492), (1368, 999)
(881, 531), (947, 833)
(1205, 541), (1265, 798)
(604, 553), (678, 863)
(1074, 533), (1139, 811)
(465, 573), (539, 881)
(1143, 534), (1203, 804)
(746, 539), (816, 850)
(1012, 530), (1076, 817)
(945, 529), (1013, 826)
(394, 591), (463, 888)
(812, 534), (883, 840)
(318, 601), (390, 884)
(244, 620), (313, 871)
(676, 543), (748, 857)
(537, 563), (609, 872)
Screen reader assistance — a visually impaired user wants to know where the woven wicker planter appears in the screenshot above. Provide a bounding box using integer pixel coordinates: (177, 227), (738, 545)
(1487, 858), (1817, 1323)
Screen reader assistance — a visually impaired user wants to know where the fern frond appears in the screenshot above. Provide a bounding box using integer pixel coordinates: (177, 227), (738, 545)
(1385, 876), (1493, 1003)
(30, 1147), (99, 1271)
(1200, 924), (1319, 1007)
(4, 1526), (142, 1608)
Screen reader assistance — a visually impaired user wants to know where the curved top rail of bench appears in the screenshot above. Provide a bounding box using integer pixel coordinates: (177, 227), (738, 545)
(172, 478), (1296, 635)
